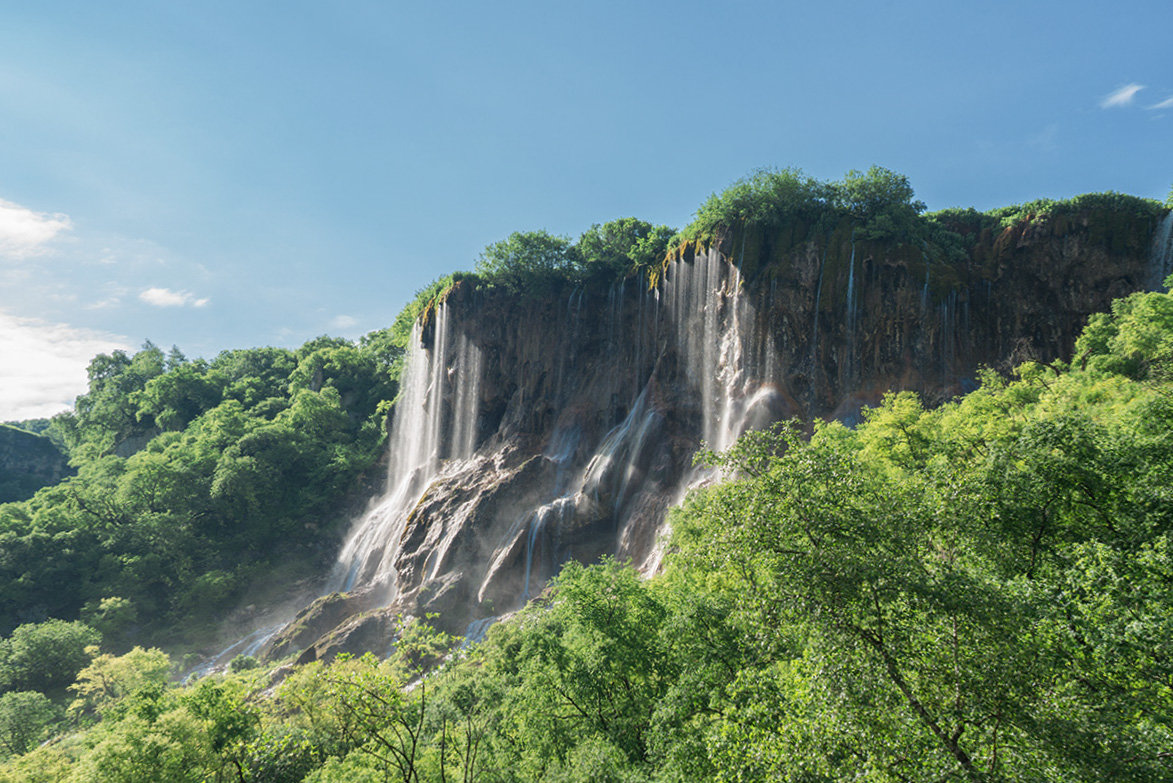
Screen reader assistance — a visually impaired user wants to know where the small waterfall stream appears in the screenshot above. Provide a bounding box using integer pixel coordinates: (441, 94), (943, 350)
(1151, 211), (1173, 290)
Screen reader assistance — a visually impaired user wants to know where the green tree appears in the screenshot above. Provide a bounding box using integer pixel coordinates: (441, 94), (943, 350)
(134, 360), (226, 432)
(0, 691), (60, 757)
(56, 343), (168, 460)
(69, 646), (171, 719)
(577, 217), (674, 277)
(681, 167), (830, 242)
(831, 165), (926, 239)
(475, 230), (581, 293)
(673, 356), (1173, 781)
(0, 620), (100, 698)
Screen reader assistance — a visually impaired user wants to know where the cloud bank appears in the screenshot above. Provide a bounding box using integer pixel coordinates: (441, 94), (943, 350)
(139, 287), (210, 308)
(0, 310), (130, 420)
(0, 199), (72, 258)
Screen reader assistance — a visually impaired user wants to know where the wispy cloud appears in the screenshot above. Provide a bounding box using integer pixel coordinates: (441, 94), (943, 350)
(1101, 83), (1144, 108)
(1149, 96), (1173, 110)
(0, 199), (72, 258)
(139, 287), (209, 308)
(330, 314), (358, 330)
(0, 310), (130, 420)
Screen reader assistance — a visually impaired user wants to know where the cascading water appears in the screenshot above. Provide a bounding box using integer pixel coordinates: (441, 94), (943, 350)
(921, 255), (930, 313)
(198, 209), (1163, 667)
(663, 247), (758, 453)
(474, 249), (770, 607)
(844, 231), (857, 386)
(329, 301), (483, 599)
(1151, 211), (1173, 290)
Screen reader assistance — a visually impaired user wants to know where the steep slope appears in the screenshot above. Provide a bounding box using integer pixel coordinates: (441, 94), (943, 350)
(0, 425), (71, 503)
(264, 205), (1171, 662)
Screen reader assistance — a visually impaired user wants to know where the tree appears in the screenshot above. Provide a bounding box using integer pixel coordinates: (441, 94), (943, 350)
(475, 230), (581, 292)
(0, 691), (60, 757)
(673, 356), (1173, 781)
(682, 167), (830, 241)
(134, 361), (226, 432)
(0, 620), (100, 698)
(69, 646), (171, 719)
(577, 218), (674, 277)
(832, 166), (926, 240)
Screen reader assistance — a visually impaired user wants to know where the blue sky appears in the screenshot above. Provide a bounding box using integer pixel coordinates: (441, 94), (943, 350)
(1, 0), (1170, 418)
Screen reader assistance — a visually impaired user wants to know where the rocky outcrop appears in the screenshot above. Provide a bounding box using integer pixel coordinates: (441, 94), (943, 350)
(267, 205), (1172, 657)
(0, 425), (71, 503)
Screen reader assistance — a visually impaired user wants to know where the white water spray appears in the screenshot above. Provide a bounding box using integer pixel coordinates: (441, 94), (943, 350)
(330, 302), (483, 597)
(1151, 211), (1173, 290)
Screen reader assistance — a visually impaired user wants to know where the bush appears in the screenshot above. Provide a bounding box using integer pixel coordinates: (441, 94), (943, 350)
(228, 655), (260, 673)
(577, 218), (675, 277)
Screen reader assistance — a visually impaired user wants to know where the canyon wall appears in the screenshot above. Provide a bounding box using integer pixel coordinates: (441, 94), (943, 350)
(264, 206), (1172, 663)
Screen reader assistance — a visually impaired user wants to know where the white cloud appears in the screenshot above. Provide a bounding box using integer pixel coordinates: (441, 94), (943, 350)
(1149, 96), (1173, 110)
(139, 287), (210, 308)
(0, 199), (72, 258)
(330, 314), (358, 330)
(1101, 83), (1144, 108)
(0, 310), (130, 420)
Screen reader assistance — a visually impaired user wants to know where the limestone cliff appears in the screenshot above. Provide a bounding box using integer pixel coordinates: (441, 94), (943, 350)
(261, 205), (1172, 663)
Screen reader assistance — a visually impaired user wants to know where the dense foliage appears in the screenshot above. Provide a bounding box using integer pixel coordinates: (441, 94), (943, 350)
(3, 273), (1170, 780)
(678, 166), (930, 244)
(472, 217), (675, 294)
(0, 334), (399, 646)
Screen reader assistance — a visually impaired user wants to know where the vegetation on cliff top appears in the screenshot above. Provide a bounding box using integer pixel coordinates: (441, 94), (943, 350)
(2, 278), (1171, 781)
(674, 167), (1168, 280)
(677, 166), (927, 244)
(469, 217), (675, 295)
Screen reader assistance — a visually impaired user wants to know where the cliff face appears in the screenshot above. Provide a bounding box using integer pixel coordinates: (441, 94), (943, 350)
(263, 206), (1172, 662)
(0, 425), (71, 503)
(715, 205), (1165, 418)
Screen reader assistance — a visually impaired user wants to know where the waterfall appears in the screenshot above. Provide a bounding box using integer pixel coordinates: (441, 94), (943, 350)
(329, 301), (483, 597)
(661, 248), (756, 453)
(200, 214), (1169, 665)
(1151, 211), (1173, 290)
(319, 248), (775, 638)
(812, 246), (826, 370)
(921, 255), (930, 313)
(844, 232), (857, 386)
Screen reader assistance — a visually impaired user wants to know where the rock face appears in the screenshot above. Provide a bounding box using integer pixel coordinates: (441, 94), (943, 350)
(266, 206), (1172, 659)
(0, 425), (71, 503)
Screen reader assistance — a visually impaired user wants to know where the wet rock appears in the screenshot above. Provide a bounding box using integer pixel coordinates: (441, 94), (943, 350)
(263, 591), (375, 660)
